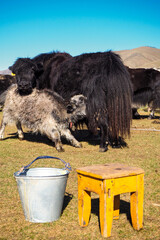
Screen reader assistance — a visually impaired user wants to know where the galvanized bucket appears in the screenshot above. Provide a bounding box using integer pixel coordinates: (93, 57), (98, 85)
(14, 156), (71, 223)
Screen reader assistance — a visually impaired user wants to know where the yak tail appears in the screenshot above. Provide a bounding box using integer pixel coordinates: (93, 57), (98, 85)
(105, 52), (133, 141)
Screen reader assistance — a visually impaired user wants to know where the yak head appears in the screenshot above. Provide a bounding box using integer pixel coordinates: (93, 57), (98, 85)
(9, 58), (43, 95)
(67, 94), (87, 124)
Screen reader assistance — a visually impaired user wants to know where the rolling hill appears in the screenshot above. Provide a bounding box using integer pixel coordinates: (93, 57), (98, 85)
(115, 46), (160, 68)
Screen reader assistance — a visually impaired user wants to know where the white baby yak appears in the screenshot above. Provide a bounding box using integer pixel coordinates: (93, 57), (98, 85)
(0, 84), (87, 152)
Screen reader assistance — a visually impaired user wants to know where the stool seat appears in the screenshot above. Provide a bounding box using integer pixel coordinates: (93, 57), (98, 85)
(76, 163), (144, 179)
(76, 163), (144, 238)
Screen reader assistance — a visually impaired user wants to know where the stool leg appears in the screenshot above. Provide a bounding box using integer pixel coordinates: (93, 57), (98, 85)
(99, 180), (114, 237)
(130, 174), (144, 230)
(78, 188), (91, 227)
(113, 194), (120, 220)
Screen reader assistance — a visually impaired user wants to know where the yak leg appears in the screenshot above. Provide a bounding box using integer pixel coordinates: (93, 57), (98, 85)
(148, 101), (155, 119)
(0, 118), (7, 140)
(148, 108), (155, 119)
(150, 110), (155, 119)
(16, 122), (24, 140)
(43, 125), (64, 152)
(99, 125), (108, 152)
(111, 137), (122, 148)
(49, 129), (64, 152)
(60, 129), (82, 148)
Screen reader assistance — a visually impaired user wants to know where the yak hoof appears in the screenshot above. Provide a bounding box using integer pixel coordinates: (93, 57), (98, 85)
(57, 147), (65, 152)
(112, 144), (121, 149)
(18, 133), (24, 140)
(76, 143), (82, 148)
(18, 137), (24, 141)
(99, 146), (108, 152)
(148, 116), (155, 120)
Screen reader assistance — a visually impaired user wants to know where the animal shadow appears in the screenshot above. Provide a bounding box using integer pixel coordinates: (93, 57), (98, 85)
(133, 114), (160, 120)
(73, 130), (128, 149)
(3, 129), (98, 147)
(4, 131), (54, 146)
(4, 129), (128, 149)
(72, 129), (100, 146)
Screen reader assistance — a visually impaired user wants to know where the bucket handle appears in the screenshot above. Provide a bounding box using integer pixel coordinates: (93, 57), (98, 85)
(17, 156), (72, 175)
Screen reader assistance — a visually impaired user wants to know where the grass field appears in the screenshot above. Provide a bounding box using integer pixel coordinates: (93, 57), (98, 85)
(0, 109), (160, 240)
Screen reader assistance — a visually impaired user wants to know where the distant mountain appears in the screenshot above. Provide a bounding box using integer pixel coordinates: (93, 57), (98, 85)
(0, 69), (12, 75)
(115, 46), (160, 68)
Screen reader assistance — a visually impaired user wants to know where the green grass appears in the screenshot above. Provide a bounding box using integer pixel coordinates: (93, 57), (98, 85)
(0, 110), (160, 240)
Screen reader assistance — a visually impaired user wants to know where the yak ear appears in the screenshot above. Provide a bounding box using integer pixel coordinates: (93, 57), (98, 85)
(79, 96), (87, 104)
(9, 65), (16, 74)
(9, 65), (14, 72)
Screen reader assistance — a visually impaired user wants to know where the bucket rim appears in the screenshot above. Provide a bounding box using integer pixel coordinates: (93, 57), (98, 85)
(14, 167), (70, 178)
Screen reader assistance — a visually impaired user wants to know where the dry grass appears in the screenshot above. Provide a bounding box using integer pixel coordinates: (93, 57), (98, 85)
(0, 109), (160, 240)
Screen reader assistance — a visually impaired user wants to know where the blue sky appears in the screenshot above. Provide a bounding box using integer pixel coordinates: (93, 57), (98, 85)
(0, 0), (160, 70)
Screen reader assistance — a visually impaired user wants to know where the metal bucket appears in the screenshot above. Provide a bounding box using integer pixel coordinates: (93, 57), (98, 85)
(14, 156), (71, 223)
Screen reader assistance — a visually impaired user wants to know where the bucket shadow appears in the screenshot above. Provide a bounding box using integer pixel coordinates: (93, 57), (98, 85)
(61, 192), (73, 213)
(91, 198), (132, 227)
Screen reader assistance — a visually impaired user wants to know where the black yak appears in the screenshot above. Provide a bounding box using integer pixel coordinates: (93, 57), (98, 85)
(0, 84), (87, 152)
(9, 51), (133, 151)
(127, 67), (160, 119)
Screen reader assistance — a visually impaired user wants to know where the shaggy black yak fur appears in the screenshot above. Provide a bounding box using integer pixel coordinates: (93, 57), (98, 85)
(0, 84), (87, 152)
(33, 51), (72, 66)
(127, 67), (160, 119)
(9, 51), (133, 151)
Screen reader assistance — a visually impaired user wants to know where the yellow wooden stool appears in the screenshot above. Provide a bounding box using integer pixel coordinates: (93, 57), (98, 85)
(76, 163), (144, 238)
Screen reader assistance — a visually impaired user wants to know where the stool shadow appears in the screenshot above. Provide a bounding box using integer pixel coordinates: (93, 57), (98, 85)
(91, 198), (132, 226)
(119, 199), (132, 224)
(62, 192), (73, 213)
